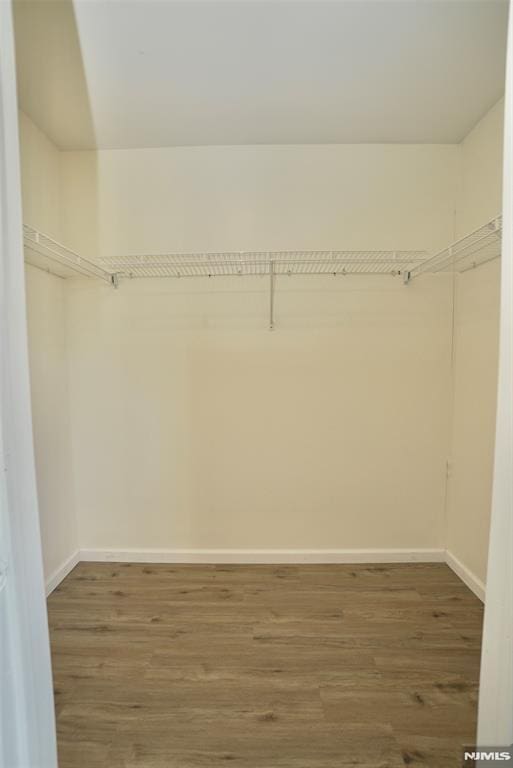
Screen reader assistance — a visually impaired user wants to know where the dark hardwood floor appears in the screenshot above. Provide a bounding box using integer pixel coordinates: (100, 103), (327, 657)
(47, 562), (483, 767)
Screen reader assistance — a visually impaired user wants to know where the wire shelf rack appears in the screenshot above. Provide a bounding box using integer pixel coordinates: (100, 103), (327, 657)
(23, 214), (502, 291)
(23, 225), (114, 284)
(408, 216), (502, 280)
(100, 250), (427, 279)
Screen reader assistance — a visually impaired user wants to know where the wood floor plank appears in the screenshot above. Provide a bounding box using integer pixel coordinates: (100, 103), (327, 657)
(48, 562), (483, 768)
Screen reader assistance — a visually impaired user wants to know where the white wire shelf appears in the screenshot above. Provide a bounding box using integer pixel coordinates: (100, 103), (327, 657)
(408, 216), (502, 280)
(23, 214), (502, 292)
(23, 225), (114, 284)
(100, 250), (427, 279)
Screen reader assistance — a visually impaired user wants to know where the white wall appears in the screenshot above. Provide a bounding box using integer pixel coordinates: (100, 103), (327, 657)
(66, 274), (452, 552)
(19, 112), (78, 585)
(19, 108), (504, 569)
(18, 111), (61, 239)
(448, 100), (504, 588)
(61, 144), (456, 256)
(60, 144), (458, 553)
(456, 99), (504, 238)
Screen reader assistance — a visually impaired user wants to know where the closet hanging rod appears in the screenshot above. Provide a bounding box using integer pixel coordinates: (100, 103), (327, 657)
(23, 225), (115, 285)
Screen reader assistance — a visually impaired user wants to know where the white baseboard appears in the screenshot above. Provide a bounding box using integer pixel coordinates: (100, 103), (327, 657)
(45, 550), (80, 596)
(79, 547), (446, 565)
(52, 549), (484, 602)
(445, 550), (485, 602)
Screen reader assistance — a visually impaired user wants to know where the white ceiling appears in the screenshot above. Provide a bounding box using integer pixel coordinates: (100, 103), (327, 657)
(14, 0), (508, 150)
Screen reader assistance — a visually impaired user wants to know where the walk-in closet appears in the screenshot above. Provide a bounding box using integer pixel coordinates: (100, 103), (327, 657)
(7, 0), (511, 765)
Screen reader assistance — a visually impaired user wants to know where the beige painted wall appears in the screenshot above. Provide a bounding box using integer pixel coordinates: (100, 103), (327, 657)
(456, 99), (504, 238)
(19, 112), (78, 582)
(20, 106), (503, 564)
(19, 110), (61, 238)
(60, 144), (458, 551)
(66, 274), (453, 551)
(448, 100), (504, 586)
(60, 144), (457, 256)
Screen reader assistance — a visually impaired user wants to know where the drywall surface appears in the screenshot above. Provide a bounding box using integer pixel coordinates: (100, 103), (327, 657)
(25, 266), (77, 585)
(60, 144), (457, 256)
(22, 121), (503, 563)
(448, 100), (503, 587)
(448, 260), (501, 586)
(61, 143), (458, 551)
(456, 99), (504, 237)
(19, 112), (78, 584)
(66, 275), (452, 551)
(18, 110), (61, 238)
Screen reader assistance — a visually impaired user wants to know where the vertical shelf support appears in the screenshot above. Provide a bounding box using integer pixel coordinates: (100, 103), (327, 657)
(269, 259), (275, 331)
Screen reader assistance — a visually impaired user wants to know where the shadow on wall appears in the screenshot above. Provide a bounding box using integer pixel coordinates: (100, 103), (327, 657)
(13, 0), (100, 258)
(14, 0), (96, 151)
